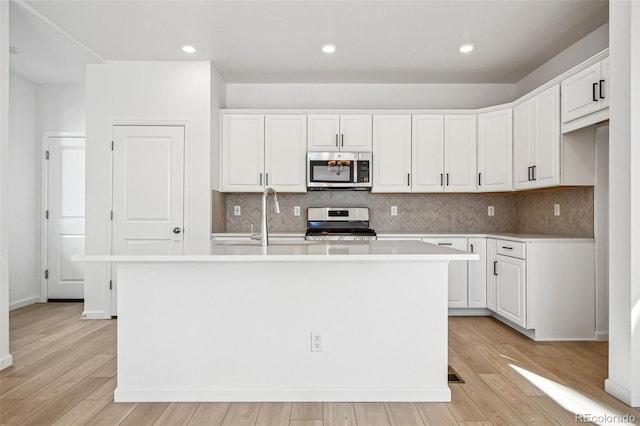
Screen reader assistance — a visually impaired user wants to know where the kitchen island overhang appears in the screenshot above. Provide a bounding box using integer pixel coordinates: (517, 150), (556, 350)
(74, 240), (477, 403)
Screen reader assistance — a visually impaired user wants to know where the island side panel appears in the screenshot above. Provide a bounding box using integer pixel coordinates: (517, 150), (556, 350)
(115, 260), (450, 402)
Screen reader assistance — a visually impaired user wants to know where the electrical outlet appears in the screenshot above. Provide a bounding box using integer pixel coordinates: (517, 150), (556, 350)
(391, 206), (398, 216)
(488, 206), (495, 216)
(294, 206), (301, 216)
(234, 205), (241, 216)
(554, 204), (561, 216)
(311, 331), (324, 352)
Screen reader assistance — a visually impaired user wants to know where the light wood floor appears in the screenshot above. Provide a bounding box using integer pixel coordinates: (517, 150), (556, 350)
(1, 303), (639, 426)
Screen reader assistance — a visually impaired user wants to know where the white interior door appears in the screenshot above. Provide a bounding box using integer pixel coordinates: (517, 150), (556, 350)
(111, 125), (185, 314)
(47, 137), (85, 300)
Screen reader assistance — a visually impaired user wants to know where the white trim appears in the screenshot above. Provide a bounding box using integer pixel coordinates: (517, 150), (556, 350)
(0, 354), (13, 370)
(605, 379), (635, 406)
(81, 310), (110, 320)
(41, 133), (85, 303)
(595, 331), (609, 342)
(9, 296), (40, 311)
(114, 387), (451, 403)
(562, 109), (609, 134)
(448, 308), (492, 316)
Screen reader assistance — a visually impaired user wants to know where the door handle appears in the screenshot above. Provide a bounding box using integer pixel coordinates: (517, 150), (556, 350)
(438, 242), (452, 246)
(259, 173), (263, 186)
(593, 82), (598, 102)
(407, 173), (410, 186)
(532, 165), (537, 181)
(470, 244), (474, 253)
(335, 134), (339, 147)
(440, 173), (444, 186)
(173, 227), (181, 234)
(341, 134), (344, 147)
(478, 173), (482, 186)
(446, 173), (450, 186)
(266, 173), (269, 186)
(528, 166), (532, 181)
(493, 261), (498, 276)
(599, 79), (605, 99)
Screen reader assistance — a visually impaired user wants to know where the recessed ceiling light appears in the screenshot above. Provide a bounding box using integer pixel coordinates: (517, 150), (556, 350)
(322, 44), (336, 54)
(459, 43), (474, 53)
(182, 45), (197, 54)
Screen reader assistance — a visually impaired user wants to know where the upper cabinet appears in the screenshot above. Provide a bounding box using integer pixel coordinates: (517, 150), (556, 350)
(561, 57), (609, 127)
(477, 108), (512, 192)
(307, 114), (372, 152)
(372, 115), (412, 193)
(221, 114), (307, 193)
(444, 115), (477, 192)
(411, 115), (445, 192)
(513, 85), (560, 190)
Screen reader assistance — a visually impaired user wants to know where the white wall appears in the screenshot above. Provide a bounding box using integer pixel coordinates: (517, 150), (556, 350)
(85, 61), (211, 318)
(37, 84), (85, 134)
(225, 83), (515, 110)
(605, 0), (640, 407)
(595, 125), (609, 341)
(8, 74), (39, 310)
(211, 65), (226, 190)
(0, 0), (14, 370)
(516, 23), (609, 98)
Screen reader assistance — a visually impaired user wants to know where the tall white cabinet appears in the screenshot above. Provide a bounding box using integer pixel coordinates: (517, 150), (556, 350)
(221, 114), (307, 192)
(513, 85), (560, 190)
(307, 114), (372, 152)
(477, 108), (512, 192)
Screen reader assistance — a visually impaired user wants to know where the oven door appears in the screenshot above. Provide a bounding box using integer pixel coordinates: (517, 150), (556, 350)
(307, 152), (357, 188)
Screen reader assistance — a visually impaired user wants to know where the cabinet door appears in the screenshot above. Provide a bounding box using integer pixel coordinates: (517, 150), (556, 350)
(221, 114), (265, 192)
(600, 57), (609, 109)
(423, 238), (468, 308)
(467, 238), (487, 308)
(372, 115), (412, 193)
(444, 115), (477, 192)
(308, 115), (340, 151)
(340, 115), (372, 152)
(412, 115), (445, 192)
(513, 99), (535, 190)
(486, 238), (497, 312)
(477, 109), (512, 192)
(496, 255), (526, 328)
(533, 85), (560, 188)
(561, 62), (602, 123)
(265, 115), (307, 193)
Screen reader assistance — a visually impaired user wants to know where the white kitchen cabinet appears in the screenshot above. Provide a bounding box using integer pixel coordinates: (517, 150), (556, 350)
(307, 114), (372, 152)
(467, 238), (487, 308)
(423, 237), (468, 308)
(444, 115), (477, 192)
(486, 238), (497, 312)
(221, 114), (307, 192)
(410, 115), (476, 193)
(487, 237), (595, 340)
(513, 85), (560, 190)
(477, 109), (512, 192)
(411, 115), (445, 192)
(372, 115), (412, 192)
(561, 57), (609, 123)
(221, 114), (265, 192)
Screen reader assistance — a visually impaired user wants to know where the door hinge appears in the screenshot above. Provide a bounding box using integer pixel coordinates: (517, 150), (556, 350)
(45, 210), (49, 219)
(111, 141), (114, 151)
(44, 269), (49, 279)
(110, 210), (113, 220)
(45, 150), (49, 160)
(109, 280), (112, 290)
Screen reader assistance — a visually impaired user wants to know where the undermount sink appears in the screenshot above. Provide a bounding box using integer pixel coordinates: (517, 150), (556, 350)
(214, 240), (317, 246)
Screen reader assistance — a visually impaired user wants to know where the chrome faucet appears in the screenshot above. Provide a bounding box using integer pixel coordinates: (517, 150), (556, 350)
(251, 187), (280, 247)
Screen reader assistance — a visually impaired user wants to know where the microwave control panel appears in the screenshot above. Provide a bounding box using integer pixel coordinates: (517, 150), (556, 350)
(357, 161), (370, 183)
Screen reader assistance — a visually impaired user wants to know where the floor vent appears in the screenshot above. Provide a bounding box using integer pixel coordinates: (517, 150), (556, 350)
(448, 366), (464, 383)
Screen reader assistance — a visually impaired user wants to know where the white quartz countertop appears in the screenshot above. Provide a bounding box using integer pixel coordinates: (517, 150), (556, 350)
(73, 240), (478, 263)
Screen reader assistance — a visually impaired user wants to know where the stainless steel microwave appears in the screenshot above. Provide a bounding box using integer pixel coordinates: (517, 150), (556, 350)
(307, 152), (372, 189)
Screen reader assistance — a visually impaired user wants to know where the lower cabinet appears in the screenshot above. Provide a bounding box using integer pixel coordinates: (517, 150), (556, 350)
(495, 254), (526, 328)
(467, 238), (487, 308)
(423, 237), (468, 308)
(486, 237), (595, 340)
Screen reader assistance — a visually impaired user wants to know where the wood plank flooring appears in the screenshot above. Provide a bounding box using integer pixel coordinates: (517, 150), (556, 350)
(1, 303), (639, 425)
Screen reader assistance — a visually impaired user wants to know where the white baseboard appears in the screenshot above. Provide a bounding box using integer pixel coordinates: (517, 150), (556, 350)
(114, 386), (452, 403)
(0, 353), (13, 370)
(595, 331), (609, 341)
(449, 308), (491, 317)
(81, 310), (111, 320)
(9, 296), (40, 311)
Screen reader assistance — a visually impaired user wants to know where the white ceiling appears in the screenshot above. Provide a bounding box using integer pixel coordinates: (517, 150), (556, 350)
(10, 0), (609, 85)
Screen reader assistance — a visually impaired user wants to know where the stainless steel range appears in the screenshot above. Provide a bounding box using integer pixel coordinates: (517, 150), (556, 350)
(304, 207), (377, 241)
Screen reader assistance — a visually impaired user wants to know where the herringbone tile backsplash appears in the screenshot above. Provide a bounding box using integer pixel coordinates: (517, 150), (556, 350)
(215, 187), (593, 237)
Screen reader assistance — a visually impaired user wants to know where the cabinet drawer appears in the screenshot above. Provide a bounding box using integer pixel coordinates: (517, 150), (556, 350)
(422, 237), (468, 251)
(496, 240), (526, 259)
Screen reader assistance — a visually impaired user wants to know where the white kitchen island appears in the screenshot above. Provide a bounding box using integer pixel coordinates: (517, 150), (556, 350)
(75, 240), (476, 403)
